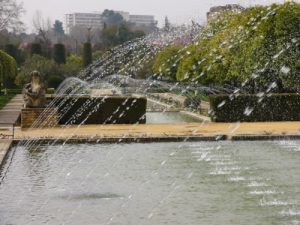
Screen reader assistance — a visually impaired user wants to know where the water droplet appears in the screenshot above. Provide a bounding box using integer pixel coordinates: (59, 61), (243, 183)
(244, 107), (254, 116)
(218, 101), (226, 108)
(280, 66), (291, 74)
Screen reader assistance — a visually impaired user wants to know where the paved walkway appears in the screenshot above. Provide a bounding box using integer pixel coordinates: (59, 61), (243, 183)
(0, 94), (23, 126)
(12, 121), (300, 141)
(0, 95), (23, 165)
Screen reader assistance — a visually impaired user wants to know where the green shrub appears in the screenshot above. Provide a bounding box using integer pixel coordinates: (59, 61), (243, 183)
(61, 55), (83, 77)
(16, 54), (83, 88)
(4, 44), (25, 65)
(47, 75), (64, 89)
(154, 2), (300, 91)
(0, 50), (17, 89)
(210, 93), (300, 122)
(83, 42), (92, 67)
(30, 43), (42, 56)
(2, 89), (22, 95)
(5, 44), (17, 59)
(48, 96), (147, 124)
(53, 43), (66, 64)
(92, 50), (103, 61)
(153, 45), (183, 81)
(47, 88), (55, 94)
(15, 55), (60, 87)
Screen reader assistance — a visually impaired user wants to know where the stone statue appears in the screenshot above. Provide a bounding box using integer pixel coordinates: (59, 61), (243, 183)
(23, 71), (46, 108)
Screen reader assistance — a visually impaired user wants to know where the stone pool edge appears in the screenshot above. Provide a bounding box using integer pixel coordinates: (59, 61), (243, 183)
(0, 140), (13, 168)
(2, 134), (300, 167)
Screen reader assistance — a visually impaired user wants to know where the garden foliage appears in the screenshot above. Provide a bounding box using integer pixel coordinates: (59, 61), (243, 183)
(154, 3), (300, 92)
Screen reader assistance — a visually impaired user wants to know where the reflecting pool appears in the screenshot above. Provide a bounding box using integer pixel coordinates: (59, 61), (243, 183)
(146, 112), (202, 123)
(0, 141), (299, 225)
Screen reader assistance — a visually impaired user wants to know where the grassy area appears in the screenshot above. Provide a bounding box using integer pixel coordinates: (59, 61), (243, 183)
(0, 95), (16, 110)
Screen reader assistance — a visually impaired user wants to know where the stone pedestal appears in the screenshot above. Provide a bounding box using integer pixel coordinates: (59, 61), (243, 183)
(21, 108), (59, 129)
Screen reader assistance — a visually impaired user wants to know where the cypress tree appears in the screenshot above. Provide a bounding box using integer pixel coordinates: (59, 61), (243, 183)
(4, 44), (17, 60)
(83, 42), (92, 67)
(30, 43), (42, 56)
(53, 43), (66, 64)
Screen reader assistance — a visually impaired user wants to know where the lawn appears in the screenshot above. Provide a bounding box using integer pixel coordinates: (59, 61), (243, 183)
(0, 95), (15, 110)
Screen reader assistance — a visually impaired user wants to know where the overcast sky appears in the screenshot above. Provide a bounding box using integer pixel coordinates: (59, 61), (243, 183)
(20, 0), (296, 32)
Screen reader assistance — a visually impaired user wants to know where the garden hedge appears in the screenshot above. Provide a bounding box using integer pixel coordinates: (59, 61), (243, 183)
(53, 43), (66, 64)
(0, 50), (17, 88)
(83, 42), (92, 67)
(30, 43), (42, 56)
(210, 94), (300, 122)
(48, 96), (147, 124)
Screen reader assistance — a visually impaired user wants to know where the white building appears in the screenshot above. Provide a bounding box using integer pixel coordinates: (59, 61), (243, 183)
(65, 11), (156, 33)
(129, 15), (157, 26)
(65, 13), (103, 33)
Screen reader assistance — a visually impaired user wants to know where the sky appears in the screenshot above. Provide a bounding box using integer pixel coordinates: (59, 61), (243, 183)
(20, 0), (295, 32)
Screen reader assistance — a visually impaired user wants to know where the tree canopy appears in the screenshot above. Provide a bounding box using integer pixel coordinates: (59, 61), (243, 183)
(0, 0), (24, 32)
(100, 23), (145, 49)
(155, 2), (300, 93)
(153, 45), (183, 81)
(102, 10), (124, 26)
(53, 20), (65, 36)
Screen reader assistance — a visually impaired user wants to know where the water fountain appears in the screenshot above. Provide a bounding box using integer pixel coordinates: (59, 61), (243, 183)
(0, 2), (299, 225)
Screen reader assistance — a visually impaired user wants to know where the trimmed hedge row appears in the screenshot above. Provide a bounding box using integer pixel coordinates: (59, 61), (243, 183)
(53, 43), (66, 64)
(209, 94), (300, 122)
(1, 89), (22, 95)
(83, 42), (92, 67)
(48, 96), (147, 124)
(0, 50), (17, 87)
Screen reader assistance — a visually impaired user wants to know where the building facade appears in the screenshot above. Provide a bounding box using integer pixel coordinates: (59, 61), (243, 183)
(65, 11), (156, 33)
(129, 15), (157, 26)
(65, 13), (103, 33)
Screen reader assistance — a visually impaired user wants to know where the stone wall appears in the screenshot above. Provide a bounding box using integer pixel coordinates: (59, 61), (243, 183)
(21, 108), (59, 128)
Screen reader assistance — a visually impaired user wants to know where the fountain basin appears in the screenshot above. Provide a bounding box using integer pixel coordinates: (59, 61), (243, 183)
(47, 96), (147, 125)
(0, 141), (299, 225)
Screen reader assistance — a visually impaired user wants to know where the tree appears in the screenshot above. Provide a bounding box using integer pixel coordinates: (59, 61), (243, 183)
(153, 45), (183, 81)
(47, 75), (64, 88)
(30, 43), (42, 56)
(164, 16), (171, 32)
(0, 0), (24, 32)
(92, 50), (102, 61)
(32, 10), (52, 37)
(0, 50), (17, 89)
(4, 43), (26, 65)
(62, 55), (83, 77)
(32, 10), (52, 58)
(100, 25), (119, 48)
(53, 43), (66, 64)
(15, 55), (59, 87)
(100, 23), (145, 49)
(53, 20), (64, 36)
(15, 54), (82, 88)
(169, 2), (300, 92)
(82, 42), (92, 67)
(4, 44), (17, 60)
(102, 10), (124, 26)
